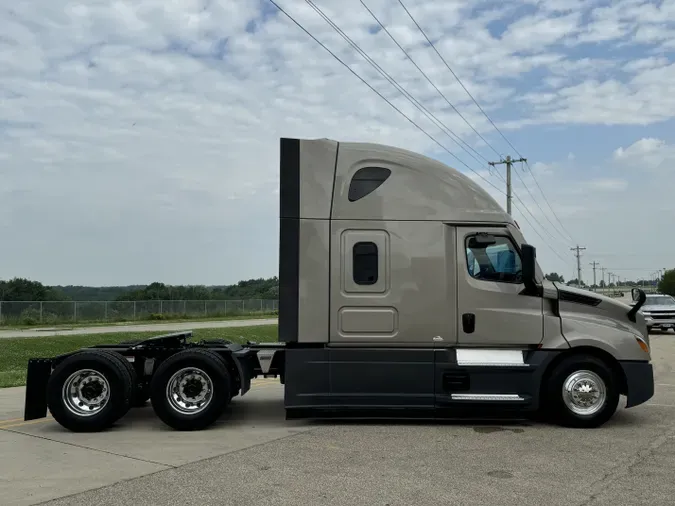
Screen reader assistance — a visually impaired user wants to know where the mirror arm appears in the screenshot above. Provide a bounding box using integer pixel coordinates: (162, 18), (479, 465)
(627, 289), (646, 323)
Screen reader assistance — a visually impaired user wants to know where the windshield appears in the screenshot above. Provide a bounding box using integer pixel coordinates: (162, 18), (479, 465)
(645, 296), (675, 306)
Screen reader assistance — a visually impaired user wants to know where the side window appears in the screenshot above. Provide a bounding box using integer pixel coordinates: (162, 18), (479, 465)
(348, 167), (391, 202)
(353, 241), (378, 285)
(465, 235), (522, 283)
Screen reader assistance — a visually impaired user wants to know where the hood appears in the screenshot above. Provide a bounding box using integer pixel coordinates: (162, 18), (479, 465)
(553, 282), (646, 336)
(553, 283), (629, 309)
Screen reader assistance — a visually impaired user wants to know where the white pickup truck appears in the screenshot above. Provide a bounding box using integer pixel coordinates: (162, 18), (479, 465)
(639, 293), (675, 333)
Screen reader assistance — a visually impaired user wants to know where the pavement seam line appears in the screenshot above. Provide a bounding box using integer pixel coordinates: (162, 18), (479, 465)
(2, 427), (176, 470)
(33, 423), (320, 506)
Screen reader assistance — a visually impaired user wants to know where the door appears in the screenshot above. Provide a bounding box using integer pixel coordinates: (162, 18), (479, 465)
(456, 227), (543, 346)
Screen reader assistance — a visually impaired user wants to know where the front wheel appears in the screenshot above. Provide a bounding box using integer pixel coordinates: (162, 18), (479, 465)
(150, 349), (231, 431)
(542, 354), (620, 428)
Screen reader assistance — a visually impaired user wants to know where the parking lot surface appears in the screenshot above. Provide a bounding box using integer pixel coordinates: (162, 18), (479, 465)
(1, 332), (674, 506)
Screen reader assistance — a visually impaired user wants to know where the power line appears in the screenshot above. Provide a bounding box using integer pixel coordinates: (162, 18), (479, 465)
(263, 0), (504, 194)
(483, 162), (574, 267)
(485, 160), (575, 254)
(307, 0), (571, 258)
(358, 0), (491, 166)
(266, 0), (574, 269)
(357, 0), (572, 250)
(510, 201), (575, 268)
(396, 0), (509, 158)
(397, 0), (577, 244)
(302, 0), (492, 174)
(524, 160), (576, 243)
(512, 161), (573, 247)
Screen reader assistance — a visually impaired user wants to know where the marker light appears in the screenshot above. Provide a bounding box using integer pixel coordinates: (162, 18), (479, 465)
(636, 337), (650, 354)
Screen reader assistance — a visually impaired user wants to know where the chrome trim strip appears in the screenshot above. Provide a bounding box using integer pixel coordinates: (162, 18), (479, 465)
(451, 393), (525, 401)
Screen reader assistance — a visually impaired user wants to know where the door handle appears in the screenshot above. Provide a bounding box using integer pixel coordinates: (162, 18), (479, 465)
(462, 313), (475, 334)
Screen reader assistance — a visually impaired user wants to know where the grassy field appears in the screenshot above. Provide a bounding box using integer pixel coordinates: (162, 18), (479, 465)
(0, 325), (279, 388)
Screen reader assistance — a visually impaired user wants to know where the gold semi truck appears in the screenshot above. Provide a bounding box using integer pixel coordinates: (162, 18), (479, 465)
(23, 137), (654, 432)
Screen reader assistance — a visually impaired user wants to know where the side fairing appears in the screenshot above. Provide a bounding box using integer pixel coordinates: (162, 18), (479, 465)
(278, 138), (338, 343)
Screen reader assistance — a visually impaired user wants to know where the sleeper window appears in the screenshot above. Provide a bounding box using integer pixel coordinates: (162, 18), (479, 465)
(353, 241), (378, 285)
(348, 167), (391, 202)
(465, 235), (522, 283)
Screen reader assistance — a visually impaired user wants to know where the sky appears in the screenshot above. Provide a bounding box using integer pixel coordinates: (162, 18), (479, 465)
(1, 0), (674, 288)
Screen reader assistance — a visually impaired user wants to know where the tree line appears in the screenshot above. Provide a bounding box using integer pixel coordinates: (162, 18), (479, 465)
(2, 270), (673, 301)
(0, 277), (280, 302)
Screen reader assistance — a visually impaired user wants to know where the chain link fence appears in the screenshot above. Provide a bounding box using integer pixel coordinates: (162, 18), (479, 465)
(0, 299), (279, 326)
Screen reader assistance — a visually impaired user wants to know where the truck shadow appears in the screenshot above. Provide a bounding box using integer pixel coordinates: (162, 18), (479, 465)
(92, 394), (646, 433)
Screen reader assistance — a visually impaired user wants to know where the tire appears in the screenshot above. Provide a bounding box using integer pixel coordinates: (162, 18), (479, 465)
(104, 351), (149, 408)
(149, 349), (231, 431)
(542, 354), (620, 429)
(46, 350), (134, 432)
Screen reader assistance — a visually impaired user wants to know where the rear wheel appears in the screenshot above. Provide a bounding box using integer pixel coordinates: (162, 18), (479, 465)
(150, 349), (231, 431)
(543, 354), (620, 428)
(46, 350), (133, 432)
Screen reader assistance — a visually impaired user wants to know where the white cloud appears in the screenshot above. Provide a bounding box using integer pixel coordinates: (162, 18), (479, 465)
(613, 137), (675, 173)
(0, 0), (674, 285)
(586, 178), (628, 191)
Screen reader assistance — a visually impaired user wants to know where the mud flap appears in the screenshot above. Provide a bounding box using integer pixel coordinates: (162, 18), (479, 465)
(23, 358), (52, 421)
(621, 361), (654, 408)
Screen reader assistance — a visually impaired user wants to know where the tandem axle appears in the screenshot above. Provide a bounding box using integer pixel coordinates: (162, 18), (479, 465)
(24, 331), (285, 432)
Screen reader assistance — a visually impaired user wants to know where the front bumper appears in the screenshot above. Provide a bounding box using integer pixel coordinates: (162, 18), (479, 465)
(646, 318), (675, 330)
(620, 360), (654, 408)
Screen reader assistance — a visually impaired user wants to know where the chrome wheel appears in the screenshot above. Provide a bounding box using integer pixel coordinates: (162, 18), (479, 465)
(166, 367), (213, 415)
(562, 370), (607, 416)
(62, 369), (111, 417)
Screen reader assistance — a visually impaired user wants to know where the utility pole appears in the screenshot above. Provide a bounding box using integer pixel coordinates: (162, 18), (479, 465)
(488, 155), (527, 215)
(600, 267), (607, 289)
(570, 245), (586, 286)
(590, 261), (600, 291)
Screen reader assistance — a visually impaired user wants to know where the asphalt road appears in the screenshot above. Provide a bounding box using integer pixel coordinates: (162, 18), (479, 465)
(0, 318), (279, 339)
(1, 331), (674, 506)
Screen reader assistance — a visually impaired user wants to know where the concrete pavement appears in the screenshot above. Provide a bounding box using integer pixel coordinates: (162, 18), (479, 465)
(1, 331), (674, 506)
(0, 318), (278, 339)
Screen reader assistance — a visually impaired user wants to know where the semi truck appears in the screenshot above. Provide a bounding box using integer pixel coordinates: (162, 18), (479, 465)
(23, 137), (654, 432)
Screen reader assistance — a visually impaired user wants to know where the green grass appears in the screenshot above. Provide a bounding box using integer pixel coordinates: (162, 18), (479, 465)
(0, 325), (279, 388)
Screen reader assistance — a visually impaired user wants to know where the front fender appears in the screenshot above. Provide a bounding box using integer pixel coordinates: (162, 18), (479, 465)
(561, 315), (650, 361)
